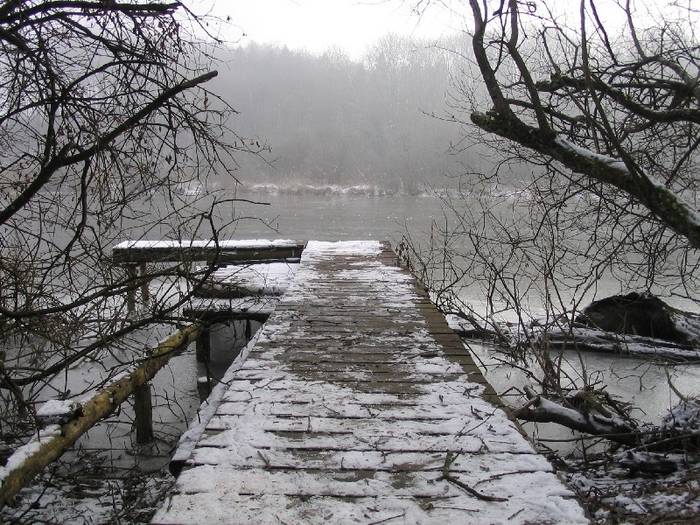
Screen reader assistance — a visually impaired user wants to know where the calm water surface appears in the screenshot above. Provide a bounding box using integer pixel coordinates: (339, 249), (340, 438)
(28, 192), (700, 468)
(228, 191), (444, 241)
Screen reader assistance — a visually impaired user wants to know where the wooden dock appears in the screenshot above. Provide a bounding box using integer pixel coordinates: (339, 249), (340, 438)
(153, 241), (587, 524)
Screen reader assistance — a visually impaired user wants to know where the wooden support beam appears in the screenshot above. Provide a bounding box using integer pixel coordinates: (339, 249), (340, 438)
(182, 308), (270, 324)
(126, 265), (138, 316)
(133, 382), (154, 444)
(0, 324), (201, 509)
(195, 326), (211, 363)
(140, 263), (150, 304)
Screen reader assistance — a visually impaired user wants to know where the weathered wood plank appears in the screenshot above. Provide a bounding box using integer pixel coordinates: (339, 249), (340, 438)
(112, 240), (306, 264)
(213, 399), (494, 417)
(155, 241), (586, 524)
(168, 466), (570, 499)
(186, 446), (553, 475)
(219, 390), (482, 405)
(153, 492), (579, 525)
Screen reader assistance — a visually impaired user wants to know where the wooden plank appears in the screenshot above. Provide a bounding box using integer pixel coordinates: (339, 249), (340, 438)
(153, 492), (580, 525)
(212, 401), (501, 421)
(204, 414), (493, 434)
(244, 353), (479, 366)
(183, 309), (270, 323)
(112, 241), (306, 264)
(165, 466), (570, 500)
(219, 390), (482, 405)
(155, 241), (585, 524)
(187, 446), (553, 474)
(227, 372), (474, 384)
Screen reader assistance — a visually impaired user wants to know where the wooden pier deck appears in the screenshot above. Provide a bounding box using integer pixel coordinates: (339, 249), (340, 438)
(153, 241), (586, 524)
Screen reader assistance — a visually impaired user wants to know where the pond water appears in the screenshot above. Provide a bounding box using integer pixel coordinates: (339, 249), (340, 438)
(226, 190), (445, 241)
(8, 191), (700, 473)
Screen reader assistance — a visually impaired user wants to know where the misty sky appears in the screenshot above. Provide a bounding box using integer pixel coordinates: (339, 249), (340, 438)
(203, 0), (467, 59)
(198, 1), (683, 60)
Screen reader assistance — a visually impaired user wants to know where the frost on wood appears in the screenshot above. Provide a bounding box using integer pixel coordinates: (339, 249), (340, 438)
(154, 241), (587, 524)
(0, 426), (61, 486)
(514, 392), (635, 442)
(554, 136), (629, 172)
(171, 328), (265, 470)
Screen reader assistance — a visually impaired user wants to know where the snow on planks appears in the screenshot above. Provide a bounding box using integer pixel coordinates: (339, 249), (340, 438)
(153, 240), (587, 524)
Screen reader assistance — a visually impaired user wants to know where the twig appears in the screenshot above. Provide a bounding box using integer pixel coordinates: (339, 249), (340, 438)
(508, 508), (524, 520)
(369, 512), (405, 524)
(440, 452), (508, 502)
(474, 469), (543, 486)
(441, 472), (509, 502)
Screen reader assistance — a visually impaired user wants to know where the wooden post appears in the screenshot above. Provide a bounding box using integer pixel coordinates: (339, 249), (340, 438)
(245, 319), (252, 339)
(197, 375), (211, 401)
(196, 325), (211, 363)
(133, 382), (154, 444)
(126, 265), (137, 316)
(140, 262), (150, 304)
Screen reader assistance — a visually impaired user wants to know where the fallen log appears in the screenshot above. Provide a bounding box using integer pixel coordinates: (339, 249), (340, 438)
(539, 326), (700, 362)
(0, 324), (201, 509)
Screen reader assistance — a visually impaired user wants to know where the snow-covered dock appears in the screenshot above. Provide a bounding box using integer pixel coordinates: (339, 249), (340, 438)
(153, 241), (587, 524)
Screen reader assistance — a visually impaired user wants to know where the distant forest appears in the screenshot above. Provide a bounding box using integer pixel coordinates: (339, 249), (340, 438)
(211, 36), (480, 194)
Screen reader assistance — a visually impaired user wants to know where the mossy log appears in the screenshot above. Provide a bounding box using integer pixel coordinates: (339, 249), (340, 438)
(0, 324), (201, 509)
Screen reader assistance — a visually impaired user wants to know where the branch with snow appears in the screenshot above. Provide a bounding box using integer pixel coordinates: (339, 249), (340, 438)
(470, 112), (700, 248)
(512, 387), (637, 445)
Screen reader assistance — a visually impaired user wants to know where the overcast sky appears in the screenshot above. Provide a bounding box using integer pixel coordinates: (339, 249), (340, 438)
(201, 0), (467, 59)
(196, 1), (691, 60)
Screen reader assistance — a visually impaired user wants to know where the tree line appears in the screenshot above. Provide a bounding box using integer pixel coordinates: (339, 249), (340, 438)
(211, 37), (473, 194)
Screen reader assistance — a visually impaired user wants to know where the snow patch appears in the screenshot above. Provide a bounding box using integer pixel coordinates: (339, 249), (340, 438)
(304, 240), (383, 256)
(554, 136), (628, 171)
(205, 263), (298, 296)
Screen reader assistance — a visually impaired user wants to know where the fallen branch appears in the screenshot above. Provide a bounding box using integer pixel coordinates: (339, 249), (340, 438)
(0, 324), (201, 508)
(513, 387), (637, 445)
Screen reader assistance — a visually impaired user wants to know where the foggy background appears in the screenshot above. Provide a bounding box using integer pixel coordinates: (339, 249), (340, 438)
(207, 36), (497, 195)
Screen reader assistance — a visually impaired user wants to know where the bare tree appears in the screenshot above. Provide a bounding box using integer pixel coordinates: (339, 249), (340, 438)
(402, 0), (699, 444)
(0, 1), (247, 431)
(466, 0), (699, 247)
